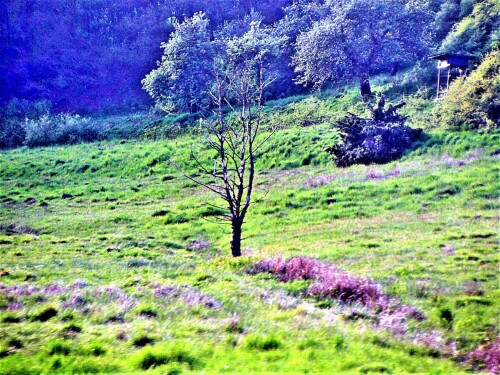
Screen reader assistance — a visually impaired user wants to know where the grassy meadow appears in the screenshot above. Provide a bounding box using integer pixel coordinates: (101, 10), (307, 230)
(0, 106), (499, 373)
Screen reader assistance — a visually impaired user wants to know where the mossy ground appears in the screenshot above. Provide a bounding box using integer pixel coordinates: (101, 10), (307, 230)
(0, 114), (498, 373)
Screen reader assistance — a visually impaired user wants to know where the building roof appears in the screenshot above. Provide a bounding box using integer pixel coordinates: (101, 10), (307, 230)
(429, 53), (477, 61)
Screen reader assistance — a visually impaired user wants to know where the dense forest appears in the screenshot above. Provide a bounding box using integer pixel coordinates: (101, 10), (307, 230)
(0, 0), (290, 113)
(1, 0), (498, 114)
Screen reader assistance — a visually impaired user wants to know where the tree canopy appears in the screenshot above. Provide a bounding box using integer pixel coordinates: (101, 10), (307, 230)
(1, 0), (498, 114)
(292, 0), (433, 89)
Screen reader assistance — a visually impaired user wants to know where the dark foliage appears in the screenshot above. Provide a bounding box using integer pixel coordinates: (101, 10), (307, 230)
(31, 307), (58, 322)
(133, 335), (155, 348)
(1, 0), (292, 113)
(327, 97), (423, 167)
(139, 348), (200, 370)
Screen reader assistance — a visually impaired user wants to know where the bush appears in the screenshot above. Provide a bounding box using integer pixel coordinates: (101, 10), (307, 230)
(23, 114), (101, 147)
(327, 115), (422, 167)
(433, 50), (500, 130)
(0, 99), (52, 149)
(439, 0), (500, 55)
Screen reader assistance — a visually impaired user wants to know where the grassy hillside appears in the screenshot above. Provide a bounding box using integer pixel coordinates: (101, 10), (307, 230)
(0, 119), (498, 373)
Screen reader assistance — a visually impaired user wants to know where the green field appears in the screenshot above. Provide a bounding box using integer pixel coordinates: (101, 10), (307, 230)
(0, 123), (498, 373)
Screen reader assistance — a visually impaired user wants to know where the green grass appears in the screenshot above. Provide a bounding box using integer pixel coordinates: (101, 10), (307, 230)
(0, 118), (498, 373)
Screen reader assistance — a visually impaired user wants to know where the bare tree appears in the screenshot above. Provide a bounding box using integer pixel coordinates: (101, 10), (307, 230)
(169, 57), (274, 257)
(167, 20), (281, 256)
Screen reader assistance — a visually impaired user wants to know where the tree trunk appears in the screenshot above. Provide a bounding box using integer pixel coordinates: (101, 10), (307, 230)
(230, 220), (242, 257)
(390, 62), (400, 76)
(360, 73), (372, 96)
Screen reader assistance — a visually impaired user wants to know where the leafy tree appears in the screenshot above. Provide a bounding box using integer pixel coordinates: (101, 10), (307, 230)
(439, 0), (500, 54)
(142, 12), (215, 114)
(292, 0), (433, 93)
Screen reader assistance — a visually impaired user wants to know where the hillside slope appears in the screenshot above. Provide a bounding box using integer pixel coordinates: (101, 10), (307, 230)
(0, 127), (498, 373)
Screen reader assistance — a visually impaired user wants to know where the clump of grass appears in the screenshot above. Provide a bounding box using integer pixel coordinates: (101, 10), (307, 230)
(63, 324), (82, 337)
(2, 315), (21, 323)
(0, 223), (39, 236)
(224, 316), (244, 334)
(152, 209), (170, 217)
(80, 342), (107, 357)
(132, 335), (155, 348)
(359, 364), (394, 374)
(438, 307), (454, 328)
(245, 334), (283, 351)
(137, 346), (201, 370)
(31, 306), (58, 322)
(48, 341), (71, 356)
(164, 213), (190, 225)
(135, 304), (158, 318)
(0, 344), (10, 358)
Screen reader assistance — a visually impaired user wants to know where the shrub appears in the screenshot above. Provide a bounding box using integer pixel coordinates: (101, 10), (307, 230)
(0, 99), (52, 149)
(23, 113), (101, 147)
(328, 117), (422, 167)
(308, 272), (382, 305)
(327, 97), (423, 167)
(433, 50), (500, 130)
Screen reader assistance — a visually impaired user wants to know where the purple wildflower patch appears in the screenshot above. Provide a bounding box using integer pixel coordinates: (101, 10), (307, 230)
(259, 290), (298, 310)
(465, 339), (500, 374)
(63, 292), (89, 310)
(441, 151), (480, 167)
(367, 169), (383, 179)
(71, 279), (88, 289)
(384, 166), (401, 177)
(8, 302), (23, 311)
(251, 257), (439, 349)
(254, 256), (330, 282)
(43, 283), (69, 295)
(182, 288), (221, 309)
(152, 283), (221, 309)
(95, 286), (128, 300)
(367, 167), (400, 180)
(187, 240), (209, 251)
(308, 272), (382, 306)
(442, 245), (456, 255)
(254, 257), (382, 306)
(0, 284), (39, 297)
(152, 284), (182, 299)
(305, 175), (336, 188)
